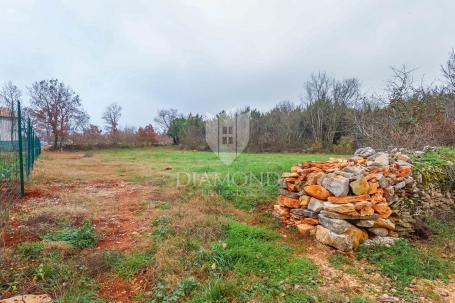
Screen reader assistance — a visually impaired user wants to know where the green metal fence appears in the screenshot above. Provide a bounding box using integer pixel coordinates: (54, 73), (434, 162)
(0, 101), (41, 211)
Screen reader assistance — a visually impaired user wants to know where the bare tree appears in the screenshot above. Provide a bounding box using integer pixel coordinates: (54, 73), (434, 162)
(28, 79), (88, 149)
(305, 72), (333, 103)
(154, 109), (178, 133)
(441, 49), (455, 92)
(304, 73), (360, 149)
(0, 81), (21, 110)
(102, 103), (122, 135)
(154, 109), (183, 144)
(386, 65), (416, 101)
(333, 78), (361, 105)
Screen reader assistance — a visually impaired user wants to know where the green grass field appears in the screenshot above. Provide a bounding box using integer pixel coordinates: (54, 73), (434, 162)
(1, 147), (454, 302)
(99, 148), (341, 209)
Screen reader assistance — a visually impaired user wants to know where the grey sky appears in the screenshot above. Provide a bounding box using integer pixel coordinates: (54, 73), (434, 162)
(1, 0), (454, 127)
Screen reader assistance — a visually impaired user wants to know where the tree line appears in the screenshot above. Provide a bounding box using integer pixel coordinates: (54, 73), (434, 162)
(0, 80), (161, 149)
(155, 50), (455, 152)
(1, 50), (455, 152)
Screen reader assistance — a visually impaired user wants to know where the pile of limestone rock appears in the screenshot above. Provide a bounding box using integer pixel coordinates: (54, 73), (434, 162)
(273, 147), (417, 251)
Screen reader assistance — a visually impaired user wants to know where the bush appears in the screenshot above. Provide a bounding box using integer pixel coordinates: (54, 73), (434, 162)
(307, 142), (324, 153)
(332, 136), (355, 154)
(154, 277), (198, 302)
(152, 215), (174, 240)
(16, 242), (44, 259)
(43, 221), (98, 248)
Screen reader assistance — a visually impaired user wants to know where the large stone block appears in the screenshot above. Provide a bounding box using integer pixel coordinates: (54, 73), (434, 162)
(350, 177), (370, 195)
(320, 210), (379, 221)
(368, 152), (389, 166)
(315, 225), (354, 252)
(279, 189), (299, 199)
(273, 205), (289, 217)
(318, 213), (355, 234)
(373, 202), (392, 219)
(353, 201), (374, 216)
(277, 195), (300, 209)
(303, 185), (331, 200)
(321, 175), (350, 197)
(354, 219), (375, 228)
(327, 194), (370, 204)
(296, 223), (316, 237)
(354, 147), (376, 158)
(323, 202), (359, 216)
(307, 197), (326, 213)
(291, 208), (318, 218)
(373, 218), (395, 230)
(368, 227), (389, 236)
(345, 226), (369, 249)
(299, 195), (311, 207)
(0, 295), (53, 303)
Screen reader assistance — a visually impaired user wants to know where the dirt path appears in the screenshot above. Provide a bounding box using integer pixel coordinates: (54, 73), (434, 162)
(2, 152), (160, 301)
(95, 184), (149, 251)
(10, 180), (156, 252)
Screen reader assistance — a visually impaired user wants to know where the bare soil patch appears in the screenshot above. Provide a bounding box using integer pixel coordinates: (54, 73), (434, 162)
(98, 275), (134, 303)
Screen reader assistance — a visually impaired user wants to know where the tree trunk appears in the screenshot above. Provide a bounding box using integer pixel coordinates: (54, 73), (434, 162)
(53, 134), (58, 150)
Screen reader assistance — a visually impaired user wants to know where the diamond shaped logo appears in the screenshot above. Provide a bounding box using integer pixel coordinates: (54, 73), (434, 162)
(205, 111), (250, 165)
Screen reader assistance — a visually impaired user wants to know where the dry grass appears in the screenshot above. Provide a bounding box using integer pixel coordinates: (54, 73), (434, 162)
(42, 241), (77, 256)
(144, 191), (239, 293)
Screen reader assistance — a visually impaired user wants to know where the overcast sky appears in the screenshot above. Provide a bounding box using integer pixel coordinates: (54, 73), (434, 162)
(1, 0), (454, 127)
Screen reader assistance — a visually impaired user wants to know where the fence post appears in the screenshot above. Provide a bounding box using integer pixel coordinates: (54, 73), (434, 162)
(17, 101), (25, 197)
(26, 118), (31, 178)
(31, 129), (35, 168)
(29, 121), (32, 169)
(33, 132), (36, 164)
(34, 133), (36, 160)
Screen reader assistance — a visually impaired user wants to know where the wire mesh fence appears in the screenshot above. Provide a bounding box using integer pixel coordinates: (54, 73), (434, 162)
(1, 101), (41, 223)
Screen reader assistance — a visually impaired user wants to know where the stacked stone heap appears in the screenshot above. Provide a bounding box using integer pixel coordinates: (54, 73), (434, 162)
(273, 147), (417, 252)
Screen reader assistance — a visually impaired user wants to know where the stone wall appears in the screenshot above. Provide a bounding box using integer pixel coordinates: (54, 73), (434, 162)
(273, 147), (454, 251)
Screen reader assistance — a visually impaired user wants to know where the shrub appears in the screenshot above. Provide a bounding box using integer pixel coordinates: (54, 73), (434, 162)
(43, 220), (98, 248)
(152, 215), (175, 240)
(30, 254), (75, 289)
(16, 242), (44, 259)
(154, 277), (198, 302)
(332, 136), (355, 154)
